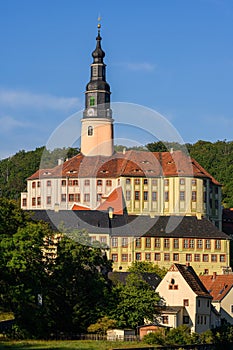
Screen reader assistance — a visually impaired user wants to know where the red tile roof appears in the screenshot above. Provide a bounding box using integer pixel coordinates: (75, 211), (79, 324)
(200, 274), (233, 301)
(28, 150), (220, 185)
(169, 264), (211, 298)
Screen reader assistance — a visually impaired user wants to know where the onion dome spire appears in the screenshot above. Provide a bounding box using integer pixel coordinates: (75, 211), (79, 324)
(92, 20), (105, 63)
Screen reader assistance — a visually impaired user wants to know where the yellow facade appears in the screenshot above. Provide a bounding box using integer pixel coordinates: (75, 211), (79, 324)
(110, 236), (230, 275)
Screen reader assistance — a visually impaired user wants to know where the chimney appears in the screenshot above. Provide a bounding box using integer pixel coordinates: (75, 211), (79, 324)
(170, 148), (174, 154)
(57, 158), (64, 166)
(213, 272), (217, 280)
(123, 147), (126, 155)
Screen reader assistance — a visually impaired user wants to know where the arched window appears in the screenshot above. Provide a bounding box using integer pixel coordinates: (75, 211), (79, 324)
(90, 96), (95, 106)
(88, 126), (93, 136)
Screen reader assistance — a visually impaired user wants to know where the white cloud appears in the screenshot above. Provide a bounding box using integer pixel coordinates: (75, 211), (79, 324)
(0, 88), (80, 111)
(114, 62), (156, 72)
(0, 115), (31, 132)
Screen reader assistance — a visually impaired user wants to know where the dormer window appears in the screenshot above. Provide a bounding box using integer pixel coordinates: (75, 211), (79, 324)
(88, 126), (93, 136)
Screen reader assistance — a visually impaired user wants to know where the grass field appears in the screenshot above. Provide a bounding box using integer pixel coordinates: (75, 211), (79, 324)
(0, 340), (148, 350)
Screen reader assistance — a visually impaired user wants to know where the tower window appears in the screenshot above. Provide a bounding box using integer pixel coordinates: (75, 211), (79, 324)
(89, 96), (95, 106)
(88, 126), (93, 136)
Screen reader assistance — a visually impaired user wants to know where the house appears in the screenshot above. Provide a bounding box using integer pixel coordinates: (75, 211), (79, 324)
(137, 323), (167, 340)
(156, 263), (217, 333)
(30, 210), (231, 275)
(200, 272), (233, 325)
(21, 24), (222, 231)
(106, 329), (135, 341)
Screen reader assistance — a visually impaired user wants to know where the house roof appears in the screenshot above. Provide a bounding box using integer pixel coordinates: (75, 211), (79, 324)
(28, 150), (220, 185)
(200, 274), (233, 301)
(108, 271), (161, 290)
(29, 211), (229, 240)
(160, 306), (184, 314)
(169, 264), (211, 298)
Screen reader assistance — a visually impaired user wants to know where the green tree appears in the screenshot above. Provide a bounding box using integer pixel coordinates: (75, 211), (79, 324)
(87, 316), (117, 335)
(110, 273), (161, 329)
(128, 261), (167, 278)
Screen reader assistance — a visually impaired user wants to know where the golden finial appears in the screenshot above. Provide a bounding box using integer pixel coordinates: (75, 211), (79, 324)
(97, 15), (101, 29)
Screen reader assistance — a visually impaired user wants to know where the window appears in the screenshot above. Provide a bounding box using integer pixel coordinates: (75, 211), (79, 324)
(183, 316), (189, 324)
(152, 191), (157, 201)
(145, 253), (151, 261)
(164, 179), (169, 186)
(22, 198), (27, 206)
(192, 179), (197, 186)
(145, 237), (151, 248)
(61, 194), (66, 202)
(135, 191), (140, 200)
(143, 179), (148, 185)
(211, 254), (217, 262)
(197, 239), (203, 249)
(122, 254), (128, 262)
(32, 197), (36, 206)
(84, 193), (90, 202)
(173, 253), (179, 261)
(231, 305), (233, 314)
(68, 180), (73, 186)
(164, 253), (170, 261)
(96, 193), (102, 202)
(136, 252), (141, 261)
(154, 253), (161, 261)
(100, 236), (107, 244)
(106, 180), (112, 186)
(112, 254), (118, 262)
(61, 180), (66, 186)
(173, 239), (179, 249)
(183, 239), (189, 249)
(84, 179), (90, 186)
(152, 179), (157, 186)
(47, 180), (51, 187)
(186, 254), (192, 262)
(215, 240), (221, 249)
(97, 179), (102, 186)
(165, 191), (169, 201)
(190, 239), (194, 248)
(220, 255), (226, 262)
(69, 194), (75, 202)
(122, 237), (128, 247)
(126, 178), (131, 184)
(194, 254), (200, 262)
(155, 238), (160, 248)
(112, 237), (118, 247)
(135, 178), (140, 185)
(192, 191), (197, 201)
(74, 194), (80, 202)
(36, 197), (41, 205)
(183, 299), (189, 306)
(89, 96), (95, 106)
(164, 238), (170, 249)
(180, 191), (185, 201)
(73, 180), (78, 186)
(198, 300), (201, 307)
(203, 254), (209, 262)
(46, 196), (51, 205)
(126, 190), (131, 201)
(135, 238), (141, 248)
(37, 181), (41, 188)
(162, 316), (169, 324)
(205, 239), (211, 249)
(204, 269), (209, 274)
(88, 125), (93, 136)
(143, 191), (148, 201)
(32, 181), (36, 188)
(180, 178), (185, 185)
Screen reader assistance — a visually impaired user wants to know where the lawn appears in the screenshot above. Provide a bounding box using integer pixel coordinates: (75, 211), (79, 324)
(0, 340), (149, 350)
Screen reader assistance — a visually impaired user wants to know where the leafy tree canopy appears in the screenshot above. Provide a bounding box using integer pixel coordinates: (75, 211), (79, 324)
(128, 261), (167, 278)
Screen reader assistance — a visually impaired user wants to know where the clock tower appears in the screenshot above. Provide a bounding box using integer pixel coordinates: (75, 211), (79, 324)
(81, 24), (114, 157)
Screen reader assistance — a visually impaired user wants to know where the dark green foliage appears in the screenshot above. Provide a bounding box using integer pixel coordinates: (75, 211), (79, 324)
(0, 147), (79, 200)
(128, 261), (167, 278)
(109, 272), (161, 329)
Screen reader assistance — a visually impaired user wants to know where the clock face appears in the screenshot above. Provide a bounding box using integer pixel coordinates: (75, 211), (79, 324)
(87, 108), (94, 116)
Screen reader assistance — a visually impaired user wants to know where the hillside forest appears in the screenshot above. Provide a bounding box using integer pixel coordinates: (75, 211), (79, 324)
(0, 140), (233, 207)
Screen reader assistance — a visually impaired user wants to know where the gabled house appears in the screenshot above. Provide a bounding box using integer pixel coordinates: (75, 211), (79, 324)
(200, 272), (233, 325)
(156, 263), (216, 333)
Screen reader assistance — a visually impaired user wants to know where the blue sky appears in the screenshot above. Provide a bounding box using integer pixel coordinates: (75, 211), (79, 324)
(0, 0), (233, 159)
